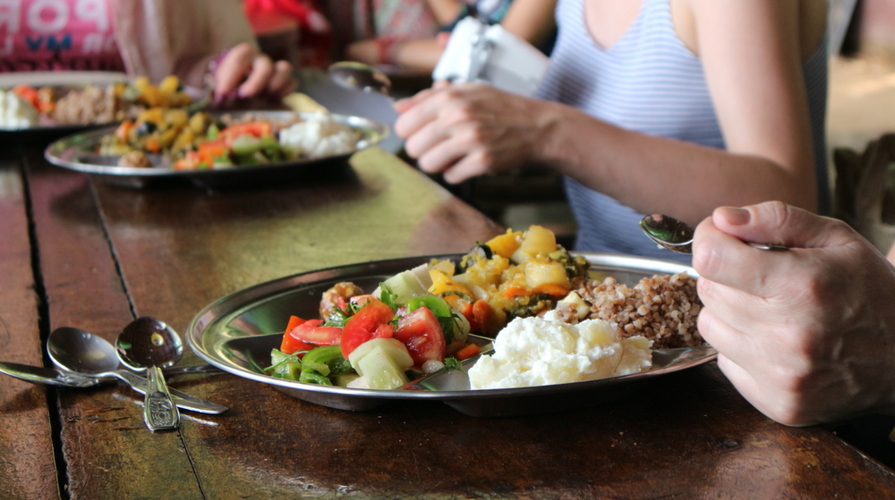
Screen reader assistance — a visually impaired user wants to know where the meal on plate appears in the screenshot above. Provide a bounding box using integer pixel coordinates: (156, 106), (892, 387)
(99, 110), (360, 169)
(267, 225), (705, 391)
(0, 76), (195, 130)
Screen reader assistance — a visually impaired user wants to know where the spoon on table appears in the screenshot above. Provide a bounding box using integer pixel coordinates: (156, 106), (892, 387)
(639, 214), (789, 254)
(328, 61), (393, 96)
(47, 326), (227, 414)
(115, 317), (183, 431)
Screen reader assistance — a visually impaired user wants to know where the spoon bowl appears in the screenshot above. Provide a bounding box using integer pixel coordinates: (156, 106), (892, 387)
(47, 326), (120, 375)
(640, 214), (695, 253)
(639, 213), (790, 254)
(116, 317), (183, 431)
(46, 325), (228, 414)
(328, 61), (393, 96)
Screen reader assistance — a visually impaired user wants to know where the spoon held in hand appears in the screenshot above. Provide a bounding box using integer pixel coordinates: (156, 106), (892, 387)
(639, 213), (789, 254)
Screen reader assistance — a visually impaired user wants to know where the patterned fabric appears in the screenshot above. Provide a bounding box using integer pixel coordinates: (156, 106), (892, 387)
(536, 0), (829, 262)
(353, 0), (440, 40)
(0, 0), (125, 72)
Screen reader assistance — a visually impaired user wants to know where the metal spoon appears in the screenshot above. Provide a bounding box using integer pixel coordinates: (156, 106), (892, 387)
(639, 213), (789, 254)
(47, 326), (227, 414)
(115, 317), (183, 431)
(328, 61), (393, 96)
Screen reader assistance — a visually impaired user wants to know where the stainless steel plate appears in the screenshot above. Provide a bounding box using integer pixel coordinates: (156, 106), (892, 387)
(186, 253), (716, 417)
(1, 83), (209, 143)
(43, 111), (389, 189)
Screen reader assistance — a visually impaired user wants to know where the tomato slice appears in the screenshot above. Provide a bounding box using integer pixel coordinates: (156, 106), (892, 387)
(394, 307), (445, 368)
(220, 121), (273, 146)
(292, 319), (342, 346)
(280, 316), (313, 354)
(340, 299), (394, 358)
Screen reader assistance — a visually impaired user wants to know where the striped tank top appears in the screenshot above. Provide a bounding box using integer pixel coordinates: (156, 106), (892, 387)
(536, 0), (829, 263)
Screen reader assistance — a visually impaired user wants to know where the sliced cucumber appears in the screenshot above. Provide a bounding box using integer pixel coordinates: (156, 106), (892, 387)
(355, 345), (410, 390)
(348, 338), (413, 373)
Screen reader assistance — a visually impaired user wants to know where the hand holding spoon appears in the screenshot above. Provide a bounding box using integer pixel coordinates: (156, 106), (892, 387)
(47, 326), (227, 414)
(116, 317), (182, 431)
(639, 214), (789, 254)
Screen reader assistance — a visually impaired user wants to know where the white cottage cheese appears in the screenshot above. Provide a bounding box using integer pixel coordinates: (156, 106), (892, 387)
(278, 111), (359, 158)
(0, 90), (39, 129)
(468, 311), (652, 389)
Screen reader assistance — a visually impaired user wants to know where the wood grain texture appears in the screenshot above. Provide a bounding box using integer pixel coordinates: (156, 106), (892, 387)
(25, 155), (202, 500)
(9, 144), (895, 498)
(0, 157), (60, 500)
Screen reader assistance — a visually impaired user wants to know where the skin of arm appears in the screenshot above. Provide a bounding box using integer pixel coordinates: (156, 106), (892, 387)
(349, 0), (558, 74)
(692, 202), (895, 425)
(394, 0), (823, 225)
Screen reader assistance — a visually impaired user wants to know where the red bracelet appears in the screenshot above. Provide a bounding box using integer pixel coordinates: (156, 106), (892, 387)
(375, 36), (403, 66)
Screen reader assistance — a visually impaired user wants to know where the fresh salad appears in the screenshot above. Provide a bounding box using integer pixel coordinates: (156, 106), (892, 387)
(268, 225), (592, 390)
(101, 110), (359, 170)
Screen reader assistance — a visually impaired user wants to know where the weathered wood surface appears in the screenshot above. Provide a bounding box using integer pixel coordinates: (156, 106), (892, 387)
(0, 153), (60, 500)
(5, 145), (895, 499)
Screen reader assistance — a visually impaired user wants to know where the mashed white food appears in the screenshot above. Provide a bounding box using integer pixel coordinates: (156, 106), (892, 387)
(468, 311), (652, 389)
(0, 90), (39, 129)
(278, 111), (359, 158)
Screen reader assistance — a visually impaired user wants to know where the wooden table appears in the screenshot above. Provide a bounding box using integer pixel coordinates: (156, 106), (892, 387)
(2, 144), (895, 499)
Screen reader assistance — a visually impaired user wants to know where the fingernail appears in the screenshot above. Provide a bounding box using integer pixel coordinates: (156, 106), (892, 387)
(718, 206), (750, 225)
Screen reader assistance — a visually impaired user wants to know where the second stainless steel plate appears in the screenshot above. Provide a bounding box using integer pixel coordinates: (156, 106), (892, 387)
(44, 111), (389, 189)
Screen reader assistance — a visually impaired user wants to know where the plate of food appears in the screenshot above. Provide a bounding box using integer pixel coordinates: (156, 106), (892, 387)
(1, 75), (208, 141)
(44, 109), (390, 189)
(187, 226), (715, 417)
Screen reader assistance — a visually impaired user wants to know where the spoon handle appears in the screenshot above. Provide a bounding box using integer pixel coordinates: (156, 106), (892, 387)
(143, 366), (180, 432)
(114, 370), (228, 414)
(0, 361), (106, 388)
(163, 363), (220, 377)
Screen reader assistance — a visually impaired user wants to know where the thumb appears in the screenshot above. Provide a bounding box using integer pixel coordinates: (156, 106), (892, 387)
(712, 201), (852, 250)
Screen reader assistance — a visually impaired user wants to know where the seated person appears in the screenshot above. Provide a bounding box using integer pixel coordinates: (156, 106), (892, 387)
(346, 0), (556, 74)
(0, 0), (296, 104)
(394, 0), (830, 261)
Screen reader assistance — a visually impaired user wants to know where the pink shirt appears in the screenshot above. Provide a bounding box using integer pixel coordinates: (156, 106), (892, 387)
(0, 0), (125, 72)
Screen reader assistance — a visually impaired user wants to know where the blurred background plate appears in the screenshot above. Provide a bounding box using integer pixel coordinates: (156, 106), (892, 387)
(186, 253), (715, 417)
(43, 110), (389, 189)
(1, 72), (210, 145)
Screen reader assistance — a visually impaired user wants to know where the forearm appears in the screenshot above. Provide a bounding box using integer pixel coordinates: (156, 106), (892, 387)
(346, 39), (445, 73)
(538, 103), (818, 225)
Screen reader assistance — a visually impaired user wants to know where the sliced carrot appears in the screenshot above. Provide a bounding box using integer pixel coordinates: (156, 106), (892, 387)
(115, 121), (134, 143)
(461, 301), (480, 333)
(472, 300), (493, 332)
(502, 283), (569, 298)
(144, 136), (161, 153)
(455, 343), (480, 361)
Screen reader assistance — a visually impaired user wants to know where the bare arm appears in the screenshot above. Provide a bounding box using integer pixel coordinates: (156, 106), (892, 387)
(396, 0), (823, 226)
(499, 0), (558, 47)
(543, 0), (818, 223)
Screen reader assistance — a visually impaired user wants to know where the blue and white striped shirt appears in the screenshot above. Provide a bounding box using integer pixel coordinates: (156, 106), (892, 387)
(536, 0), (829, 262)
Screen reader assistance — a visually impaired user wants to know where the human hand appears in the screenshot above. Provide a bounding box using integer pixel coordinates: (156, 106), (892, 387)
(692, 201), (895, 426)
(394, 83), (556, 183)
(213, 42), (297, 103)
